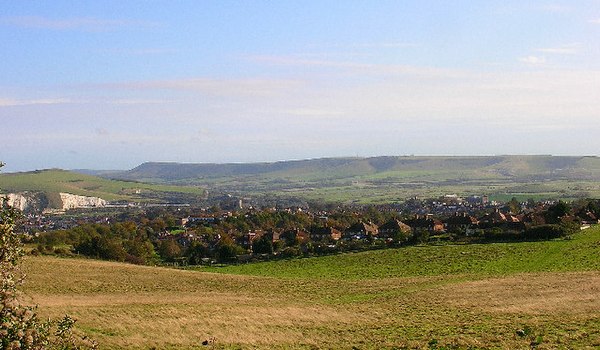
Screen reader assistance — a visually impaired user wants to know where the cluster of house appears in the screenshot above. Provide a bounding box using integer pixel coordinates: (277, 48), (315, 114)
(162, 206), (600, 252)
(246, 210), (523, 247)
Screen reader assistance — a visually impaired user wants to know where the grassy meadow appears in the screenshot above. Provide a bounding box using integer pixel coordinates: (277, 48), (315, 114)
(22, 226), (600, 349)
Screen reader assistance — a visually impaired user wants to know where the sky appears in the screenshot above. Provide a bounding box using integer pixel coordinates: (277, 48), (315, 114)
(1, 1), (600, 172)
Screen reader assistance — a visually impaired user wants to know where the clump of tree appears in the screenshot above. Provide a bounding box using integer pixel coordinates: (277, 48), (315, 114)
(35, 223), (158, 265)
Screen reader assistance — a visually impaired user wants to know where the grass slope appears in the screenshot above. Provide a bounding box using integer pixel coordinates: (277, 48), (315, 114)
(205, 229), (600, 280)
(0, 169), (205, 202)
(23, 226), (600, 349)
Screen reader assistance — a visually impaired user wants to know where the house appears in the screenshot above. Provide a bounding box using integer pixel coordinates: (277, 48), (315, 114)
(184, 215), (217, 227)
(270, 230), (283, 242)
(310, 226), (342, 242)
(405, 215), (444, 233)
(344, 221), (379, 240)
(444, 212), (478, 234)
(378, 219), (412, 239)
(479, 209), (525, 230)
(280, 228), (310, 245)
(519, 212), (546, 226)
(240, 230), (264, 249)
(578, 211), (600, 225)
(478, 208), (507, 225)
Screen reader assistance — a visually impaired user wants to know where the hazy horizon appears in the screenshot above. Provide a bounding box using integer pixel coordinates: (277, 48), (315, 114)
(2, 1), (600, 172)
(3, 153), (600, 174)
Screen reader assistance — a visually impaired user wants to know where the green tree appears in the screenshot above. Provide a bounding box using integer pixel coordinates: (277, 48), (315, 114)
(251, 234), (273, 254)
(508, 197), (520, 214)
(185, 241), (210, 265)
(215, 235), (244, 263)
(157, 240), (183, 262)
(545, 200), (571, 224)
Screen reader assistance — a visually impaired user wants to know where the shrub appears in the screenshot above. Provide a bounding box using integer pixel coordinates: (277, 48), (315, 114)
(1, 164), (97, 349)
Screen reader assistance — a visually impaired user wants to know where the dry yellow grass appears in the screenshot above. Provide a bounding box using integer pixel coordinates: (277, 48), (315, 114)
(440, 272), (600, 314)
(21, 256), (600, 349)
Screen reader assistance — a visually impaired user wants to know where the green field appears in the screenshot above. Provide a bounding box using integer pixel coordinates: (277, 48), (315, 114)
(203, 230), (600, 280)
(0, 169), (205, 203)
(23, 226), (600, 349)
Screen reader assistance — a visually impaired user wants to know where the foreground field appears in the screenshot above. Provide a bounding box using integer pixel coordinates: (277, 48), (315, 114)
(23, 227), (600, 349)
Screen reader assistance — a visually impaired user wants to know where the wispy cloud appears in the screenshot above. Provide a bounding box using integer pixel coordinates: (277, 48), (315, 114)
(95, 48), (176, 55)
(539, 4), (571, 13)
(248, 55), (466, 79)
(535, 43), (580, 55)
(104, 78), (305, 97)
(494, 3), (571, 15)
(94, 128), (110, 136)
(283, 108), (346, 117)
(0, 16), (159, 31)
(0, 98), (71, 107)
(518, 55), (547, 66)
(338, 42), (418, 49)
(590, 18), (600, 24)
(108, 99), (172, 105)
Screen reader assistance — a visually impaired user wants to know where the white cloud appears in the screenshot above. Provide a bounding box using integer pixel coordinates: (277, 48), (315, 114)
(108, 99), (172, 105)
(518, 55), (547, 65)
(590, 18), (600, 24)
(105, 78), (306, 97)
(283, 108), (346, 117)
(248, 55), (466, 79)
(0, 16), (158, 31)
(0, 98), (71, 107)
(539, 4), (571, 13)
(95, 128), (110, 136)
(95, 48), (176, 55)
(535, 43), (580, 55)
(5, 59), (600, 167)
(340, 42), (418, 49)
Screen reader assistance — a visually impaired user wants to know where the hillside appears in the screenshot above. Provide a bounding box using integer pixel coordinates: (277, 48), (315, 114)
(5, 156), (600, 206)
(107, 155), (600, 203)
(113, 155), (600, 181)
(23, 226), (600, 349)
(0, 169), (206, 204)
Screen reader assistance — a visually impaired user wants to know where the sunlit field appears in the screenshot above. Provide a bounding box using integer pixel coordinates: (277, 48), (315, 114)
(23, 226), (600, 349)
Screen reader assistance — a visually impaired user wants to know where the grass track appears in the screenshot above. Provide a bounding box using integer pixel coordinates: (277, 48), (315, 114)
(22, 226), (600, 349)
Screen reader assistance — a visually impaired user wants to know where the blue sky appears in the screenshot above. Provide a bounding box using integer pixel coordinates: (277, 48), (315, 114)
(1, 1), (600, 172)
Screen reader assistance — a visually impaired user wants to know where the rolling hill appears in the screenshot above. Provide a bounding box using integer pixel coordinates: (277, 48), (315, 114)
(0, 169), (206, 205)
(4, 156), (600, 206)
(111, 155), (600, 181)
(105, 155), (600, 203)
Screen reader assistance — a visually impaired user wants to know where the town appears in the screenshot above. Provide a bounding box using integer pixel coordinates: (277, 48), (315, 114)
(24, 193), (600, 266)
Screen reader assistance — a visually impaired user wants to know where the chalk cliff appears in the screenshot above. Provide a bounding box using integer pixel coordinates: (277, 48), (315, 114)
(2, 192), (106, 212)
(4, 193), (32, 212)
(58, 193), (107, 209)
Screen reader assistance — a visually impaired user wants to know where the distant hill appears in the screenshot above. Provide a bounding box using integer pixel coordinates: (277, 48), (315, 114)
(104, 156), (600, 203)
(110, 155), (600, 181)
(4, 156), (600, 206)
(0, 169), (206, 205)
